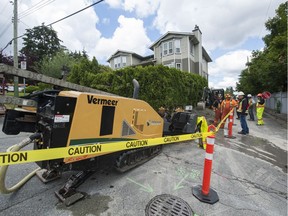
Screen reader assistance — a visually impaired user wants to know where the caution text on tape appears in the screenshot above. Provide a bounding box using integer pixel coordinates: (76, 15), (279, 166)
(0, 131), (213, 166)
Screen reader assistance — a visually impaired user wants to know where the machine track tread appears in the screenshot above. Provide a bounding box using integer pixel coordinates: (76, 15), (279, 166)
(115, 145), (162, 173)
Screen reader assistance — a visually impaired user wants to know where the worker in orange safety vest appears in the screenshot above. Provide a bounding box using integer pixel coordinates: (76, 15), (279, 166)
(212, 93), (222, 126)
(256, 93), (265, 125)
(220, 93), (237, 129)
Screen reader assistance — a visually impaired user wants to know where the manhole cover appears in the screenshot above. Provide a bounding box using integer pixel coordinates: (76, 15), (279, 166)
(145, 194), (194, 216)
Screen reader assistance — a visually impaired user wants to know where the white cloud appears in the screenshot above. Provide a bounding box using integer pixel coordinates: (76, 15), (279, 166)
(105, 0), (122, 8)
(208, 50), (252, 89)
(95, 15), (152, 62)
(152, 0), (284, 51)
(1, 0), (284, 90)
(0, 1), (151, 65)
(0, 0), (101, 59)
(105, 0), (160, 18)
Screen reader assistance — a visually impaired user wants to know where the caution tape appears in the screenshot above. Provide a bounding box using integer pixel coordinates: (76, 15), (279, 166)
(215, 108), (235, 132)
(0, 131), (214, 166)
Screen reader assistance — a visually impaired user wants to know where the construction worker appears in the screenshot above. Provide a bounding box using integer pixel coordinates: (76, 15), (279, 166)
(237, 91), (249, 135)
(220, 93), (237, 129)
(158, 107), (166, 117)
(212, 93), (222, 126)
(158, 106), (170, 121)
(247, 94), (255, 121)
(256, 93), (265, 125)
(235, 95), (240, 119)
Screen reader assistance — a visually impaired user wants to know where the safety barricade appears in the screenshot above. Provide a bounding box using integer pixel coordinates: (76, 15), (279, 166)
(224, 111), (236, 139)
(192, 125), (219, 204)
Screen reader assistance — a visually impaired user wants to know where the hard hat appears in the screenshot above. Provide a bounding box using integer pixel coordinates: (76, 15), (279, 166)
(247, 94), (252, 97)
(238, 91), (245, 96)
(175, 107), (183, 112)
(257, 93), (262, 97)
(159, 106), (165, 111)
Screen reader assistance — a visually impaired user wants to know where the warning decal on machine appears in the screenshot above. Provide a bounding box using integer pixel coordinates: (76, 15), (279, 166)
(54, 115), (70, 123)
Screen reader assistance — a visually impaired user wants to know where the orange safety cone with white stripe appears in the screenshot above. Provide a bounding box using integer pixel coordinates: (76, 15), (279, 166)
(224, 111), (236, 139)
(192, 125), (219, 204)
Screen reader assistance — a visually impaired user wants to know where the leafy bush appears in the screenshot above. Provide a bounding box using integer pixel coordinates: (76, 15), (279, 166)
(25, 85), (40, 93)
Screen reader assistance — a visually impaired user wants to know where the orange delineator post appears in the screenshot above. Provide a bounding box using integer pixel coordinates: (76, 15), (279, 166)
(192, 125), (219, 204)
(224, 111), (236, 139)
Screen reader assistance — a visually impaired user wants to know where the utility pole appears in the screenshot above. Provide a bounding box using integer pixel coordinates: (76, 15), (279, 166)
(13, 0), (19, 97)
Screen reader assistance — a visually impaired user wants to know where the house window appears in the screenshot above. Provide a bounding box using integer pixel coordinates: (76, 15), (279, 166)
(168, 41), (173, 54)
(114, 57), (120, 68)
(162, 41), (174, 56)
(176, 63), (181, 70)
(114, 56), (126, 69)
(163, 43), (168, 55)
(190, 41), (194, 55)
(164, 62), (175, 68)
(162, 40), (181, 56)
(202, 59), (207, 72)
(175, 40), (181, 53)
(122, 56), (126, 67)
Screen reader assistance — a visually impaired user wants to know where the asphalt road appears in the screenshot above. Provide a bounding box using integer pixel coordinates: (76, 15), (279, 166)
(0, 110), (287, 216)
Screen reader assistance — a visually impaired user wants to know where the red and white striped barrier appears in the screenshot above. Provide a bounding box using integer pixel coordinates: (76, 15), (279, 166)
(192, 125), (219, 204)
(224, 111), (236, 139)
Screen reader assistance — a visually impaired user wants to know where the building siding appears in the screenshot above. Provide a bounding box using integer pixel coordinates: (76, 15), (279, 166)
(108, 29), (211, 80)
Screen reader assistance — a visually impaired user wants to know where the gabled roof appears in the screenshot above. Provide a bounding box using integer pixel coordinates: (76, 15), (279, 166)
(149, 31), (199, 50)
(202, 47), (212, 62)
(107, 50), (145, 62)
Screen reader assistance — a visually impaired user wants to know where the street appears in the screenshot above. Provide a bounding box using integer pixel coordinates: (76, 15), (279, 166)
(0, 110), (287, 216)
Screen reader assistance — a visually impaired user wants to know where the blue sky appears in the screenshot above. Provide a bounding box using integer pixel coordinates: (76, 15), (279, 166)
(0, 0), (285, 89)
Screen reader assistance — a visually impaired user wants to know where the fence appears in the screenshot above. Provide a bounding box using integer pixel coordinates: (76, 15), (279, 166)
(265, 92), (287, 114)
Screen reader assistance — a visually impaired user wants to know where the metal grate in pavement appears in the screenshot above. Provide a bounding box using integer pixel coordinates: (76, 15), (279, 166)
(145, 194), (194, 216)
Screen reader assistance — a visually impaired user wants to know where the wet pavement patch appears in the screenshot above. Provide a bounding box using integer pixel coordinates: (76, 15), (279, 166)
(217, 135), (287, 172)
(145, 194), (194, 216)
(56, 194), (112, 216)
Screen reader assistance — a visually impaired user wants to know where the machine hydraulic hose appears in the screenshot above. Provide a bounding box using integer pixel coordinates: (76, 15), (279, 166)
(0, 133), (41, 194)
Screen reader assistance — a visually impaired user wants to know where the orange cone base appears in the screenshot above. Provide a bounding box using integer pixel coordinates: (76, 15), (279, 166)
(224, 135), (236, 139)
(192, 185), (219, 204)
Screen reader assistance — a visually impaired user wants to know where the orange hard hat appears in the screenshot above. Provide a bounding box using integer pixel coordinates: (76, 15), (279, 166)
(257, 93), (262, 97)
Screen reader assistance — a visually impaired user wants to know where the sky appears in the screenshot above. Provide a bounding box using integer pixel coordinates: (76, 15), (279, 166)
(0, 0), (285, 89)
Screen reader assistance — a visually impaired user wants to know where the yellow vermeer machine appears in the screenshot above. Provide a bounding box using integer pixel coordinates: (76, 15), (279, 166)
(1, 64), (203, 205)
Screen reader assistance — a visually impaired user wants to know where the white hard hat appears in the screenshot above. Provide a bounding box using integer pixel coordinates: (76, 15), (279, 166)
(247, 94), (252, 97)
(238, 91), (245, 96)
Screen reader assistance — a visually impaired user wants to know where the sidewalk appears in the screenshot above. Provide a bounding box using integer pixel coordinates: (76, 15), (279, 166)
(264, 108), (287, 128)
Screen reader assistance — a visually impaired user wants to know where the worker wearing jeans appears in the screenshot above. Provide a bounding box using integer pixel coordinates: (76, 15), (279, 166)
(237, 92), (249, 135)
(247, 94), (255, 121)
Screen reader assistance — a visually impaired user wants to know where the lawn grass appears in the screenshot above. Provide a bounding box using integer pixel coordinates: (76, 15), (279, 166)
(5, 92), (26, 97)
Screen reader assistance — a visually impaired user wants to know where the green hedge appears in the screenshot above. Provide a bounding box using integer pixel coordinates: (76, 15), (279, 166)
(69, 64), (207, 110)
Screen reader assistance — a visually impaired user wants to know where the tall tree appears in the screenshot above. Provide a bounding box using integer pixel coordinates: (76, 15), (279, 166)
(20, 23), (63, 71)
(237, 2), (287, 93)
(35, 50), (76, 79)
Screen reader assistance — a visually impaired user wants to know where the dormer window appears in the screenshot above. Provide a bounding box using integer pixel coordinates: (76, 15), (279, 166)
(162, 40), (180, 56)
(114, 56), (127, 69)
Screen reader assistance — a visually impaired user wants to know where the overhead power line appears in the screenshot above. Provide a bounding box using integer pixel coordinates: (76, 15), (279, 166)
(18, 0), (55, 20)
(1, 0), (105, 53)
(47, 0), (104, 26)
